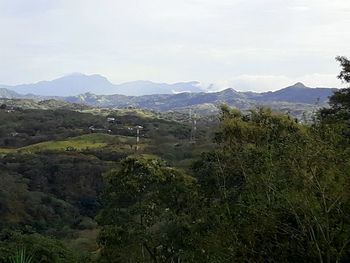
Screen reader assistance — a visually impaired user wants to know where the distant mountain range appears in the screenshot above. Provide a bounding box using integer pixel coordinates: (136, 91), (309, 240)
(65, 83), (336, 116)
(0, 73), (204, 96)
(0, 78), (337, 119)
(0, 88), (21, 99)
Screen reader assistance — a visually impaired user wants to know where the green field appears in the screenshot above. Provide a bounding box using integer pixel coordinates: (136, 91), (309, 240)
(0, 133), (140, 154)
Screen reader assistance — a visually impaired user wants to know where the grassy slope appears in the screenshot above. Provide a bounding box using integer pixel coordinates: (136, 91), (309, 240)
(0, 133), (141, 153)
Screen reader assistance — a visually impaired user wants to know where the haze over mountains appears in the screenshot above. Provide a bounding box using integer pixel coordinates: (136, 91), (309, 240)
(64, 83), (336, 117)
(0, 73), (204, 96)
(0, 73), (337, 118)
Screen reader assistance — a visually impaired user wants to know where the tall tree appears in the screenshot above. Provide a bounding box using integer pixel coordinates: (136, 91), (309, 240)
(193, 105), (350, 262)
(320, 57), (350, 117)
(96, 155), (199, 263)
(319, 56), (350, 142)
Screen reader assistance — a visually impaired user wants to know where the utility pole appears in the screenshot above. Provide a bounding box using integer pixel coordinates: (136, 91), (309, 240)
(135, 125), (143, 151)
(193, 113), (197, 142)
(190, 109), (197, 143)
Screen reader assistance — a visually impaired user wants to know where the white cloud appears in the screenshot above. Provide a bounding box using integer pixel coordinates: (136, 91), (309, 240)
(0, 0), (349, 90)
(206, 73), (345, 92)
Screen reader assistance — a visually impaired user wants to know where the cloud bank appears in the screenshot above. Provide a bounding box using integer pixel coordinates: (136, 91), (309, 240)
(0, 0), (349, 91)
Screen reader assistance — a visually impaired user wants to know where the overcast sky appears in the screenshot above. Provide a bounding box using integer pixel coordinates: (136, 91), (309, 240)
(1, 0), (350, 91)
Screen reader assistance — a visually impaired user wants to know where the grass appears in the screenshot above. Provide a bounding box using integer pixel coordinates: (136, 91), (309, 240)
(0, 133), (140, 154)
(9, 248), (33, 263)
(0, 148), (15, 154)
(65, 228), (99, 253)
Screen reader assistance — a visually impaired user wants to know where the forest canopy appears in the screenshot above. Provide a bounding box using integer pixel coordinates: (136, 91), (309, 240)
(1, 57), (350, 262)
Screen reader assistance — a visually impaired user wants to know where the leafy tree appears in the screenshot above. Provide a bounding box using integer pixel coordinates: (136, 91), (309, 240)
(336, 56), (350, 83)
(319, 57), (350, 124)
(96, 155), (199, 263)
(192, 106), (350, 262)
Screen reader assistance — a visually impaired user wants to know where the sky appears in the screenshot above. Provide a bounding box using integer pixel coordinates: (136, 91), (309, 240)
(0, 0), (350, 91)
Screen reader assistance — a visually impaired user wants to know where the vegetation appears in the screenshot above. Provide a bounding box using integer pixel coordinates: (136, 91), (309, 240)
(9, 248), (33, 263)
(97, 155), (199, 262)
(0, 57), (350, 262)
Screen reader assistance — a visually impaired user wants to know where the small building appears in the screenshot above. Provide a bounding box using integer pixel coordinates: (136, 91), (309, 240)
(107, 117), (115, 123)
(89, 125), (113, 134)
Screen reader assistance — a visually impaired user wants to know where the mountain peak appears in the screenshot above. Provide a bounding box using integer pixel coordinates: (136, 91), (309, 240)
(220, 88), (238, 93)
(60, 73), (110, 82)
(8, 73), (115, 96)
(291, 82), (307, 88)
(5, 75), (205, 97)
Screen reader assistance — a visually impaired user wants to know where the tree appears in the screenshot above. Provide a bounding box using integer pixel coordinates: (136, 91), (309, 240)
(192, 105), (350, 262)
(319, 56), (350, 143)
(336, 56), (350, 83)
(320, 57), (350, 118)
(96, 155), (199, 263)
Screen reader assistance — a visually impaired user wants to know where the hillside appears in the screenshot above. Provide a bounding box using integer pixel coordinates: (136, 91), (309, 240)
(0, 98), (91, 111)
(64, 83), (336, 118)
(1, 88), (349, 262)
(0, 82), (336, 119)
(0, 88), (21, 99)
(253, 82), (336, 104)
(1, 73), (205, 96)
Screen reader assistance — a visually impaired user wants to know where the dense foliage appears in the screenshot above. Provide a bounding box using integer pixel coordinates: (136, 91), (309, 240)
(93, 102), (350, 262)
(0, 107), (207, 262)
(97, 156), (199, 262)
(1, 58), (350, 262)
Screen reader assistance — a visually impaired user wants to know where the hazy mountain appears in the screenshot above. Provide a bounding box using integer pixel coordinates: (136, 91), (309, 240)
(64, 88), (248, 110)
(0, 88), (22, 99)
(4, 73), (115, 96)
(3, 73), (204, 96)
(253, 82), (337, 104)
(0, 87), (56, 100)
(0, 81), (337, 119)
(112, 80), (203, 96)
(63, 83), (336, 119)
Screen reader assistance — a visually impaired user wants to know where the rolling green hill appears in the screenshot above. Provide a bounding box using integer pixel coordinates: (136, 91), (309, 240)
(0, 133), (137, 154)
